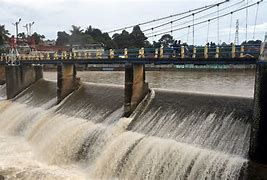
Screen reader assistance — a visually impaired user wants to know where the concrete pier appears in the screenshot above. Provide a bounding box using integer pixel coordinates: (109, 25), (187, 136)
(57, 64), (80, 103)
(124, 63), (149, 117)
(0, 65), (5, 85)
(5, 65), (43, 99)
(249, 34), (267, 165)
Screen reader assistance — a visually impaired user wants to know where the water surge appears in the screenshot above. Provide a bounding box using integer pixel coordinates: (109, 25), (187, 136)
(0, 80), (252, 179)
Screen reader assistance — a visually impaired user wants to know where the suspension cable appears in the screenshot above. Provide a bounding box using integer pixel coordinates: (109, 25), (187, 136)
(228, 12), (233, 43)
(217, 4), (220, 45)
(106, 0), (228, 34)
(142, 0), (229, 33)
(245, 0), (248, 42)
(207, 20), (210, 43)
(171, 21), (173, 36)
(192, 13), (195, 45)
(187, 26), (191, 43)
(145, 0), (245, 37)
(147, 0), (263, 38)
(253, 2), (260, 39)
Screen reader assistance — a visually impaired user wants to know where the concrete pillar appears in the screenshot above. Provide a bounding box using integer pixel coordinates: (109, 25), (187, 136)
(0, 65), (6, 85)
(232, 44), (236, 58)
(181, 46), (185, 59)
(124, 63), (149, 117)
(204, 45), (208, 59)
(57, 64), (80, 103)
(240, 45), (245, 58)
(215, 46), (220, 58)
(5, 65), (43, 99)
(249, 34), (267, 165)
(192, 47), (196, 58)
(159, 47), (164, 58)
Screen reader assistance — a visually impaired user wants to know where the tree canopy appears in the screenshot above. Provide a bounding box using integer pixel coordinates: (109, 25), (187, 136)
(0, 25), (10, 45)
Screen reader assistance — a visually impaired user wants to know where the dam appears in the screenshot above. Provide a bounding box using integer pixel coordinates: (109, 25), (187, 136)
(0, 39), (266, 179)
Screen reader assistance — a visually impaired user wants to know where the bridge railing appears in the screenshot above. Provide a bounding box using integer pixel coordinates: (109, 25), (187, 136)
(0, 44), (261, 62)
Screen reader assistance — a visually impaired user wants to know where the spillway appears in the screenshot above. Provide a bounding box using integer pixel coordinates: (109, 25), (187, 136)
(0, 79), (253, 179)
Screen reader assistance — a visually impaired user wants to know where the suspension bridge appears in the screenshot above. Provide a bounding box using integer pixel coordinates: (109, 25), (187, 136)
(0, 0), (264, 65)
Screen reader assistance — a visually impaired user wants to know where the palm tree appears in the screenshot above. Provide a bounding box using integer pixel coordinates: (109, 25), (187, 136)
(0, 25), (10, 45)
(69, 25), (84, 45)
(70, 25), (83, 35)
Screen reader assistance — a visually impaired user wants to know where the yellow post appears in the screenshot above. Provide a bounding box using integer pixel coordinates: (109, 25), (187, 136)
(215, 46), (220, 58)
(54, 52), (58, 60)
(139, 47), (145, 58)
(232, 44), (236, 58)
(240, 45), (244, 58)
(73, 52), (77, 59)
(77, 52), (81, 59)
(99, 49), (103, 59)
(204, 45), (208, 59)
(96, 49), (99, 58)
(192, 47), (196, 58)
(159, 47), (164, 58)
(181, 46), (185, 59)
(46, 53), (50, 60)
(155, 48), (158, 58)
(40, 53), (44, 60)
(62, 51), (66, 60)
(109, 49), (114, 59)
(124, 48), (128, 59)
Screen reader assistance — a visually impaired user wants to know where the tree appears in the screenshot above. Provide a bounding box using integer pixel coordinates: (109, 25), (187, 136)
(113, 30), (131, 48)
(56, 31), (70, 45)
(31, 32), (45, 44)
(130, 25), (148, 48)
(69, 25), (84, 45)
(0, 25), (10, 45)
(18, 32), (26, 39)
(158, 34), (175, 47)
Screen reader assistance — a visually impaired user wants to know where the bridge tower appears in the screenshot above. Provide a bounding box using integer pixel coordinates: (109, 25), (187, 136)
(234, 19), (239, 45)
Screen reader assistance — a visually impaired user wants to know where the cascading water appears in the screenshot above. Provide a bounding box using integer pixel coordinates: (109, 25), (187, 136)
(0, 79), (253, 179)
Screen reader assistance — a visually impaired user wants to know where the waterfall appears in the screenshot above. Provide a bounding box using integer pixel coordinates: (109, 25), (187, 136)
(0, 80), (252, 179)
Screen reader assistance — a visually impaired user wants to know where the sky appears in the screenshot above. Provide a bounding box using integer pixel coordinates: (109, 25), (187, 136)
(0, 0), (266, 45)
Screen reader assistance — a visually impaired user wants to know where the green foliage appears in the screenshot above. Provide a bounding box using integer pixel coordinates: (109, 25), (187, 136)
(158, 34), (174, 48)
(32, 32), (45, 44)
(0, 25), (10, 45)
(18, 32), (26, 39)
(56, 31), (70, 45)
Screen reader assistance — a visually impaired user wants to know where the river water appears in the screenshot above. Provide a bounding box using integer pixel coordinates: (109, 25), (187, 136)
(46, 69), (255, 97)
(0, 69), (255, 179)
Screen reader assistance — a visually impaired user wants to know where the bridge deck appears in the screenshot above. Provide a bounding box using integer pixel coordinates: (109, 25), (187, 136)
(0, 57), (257, 65)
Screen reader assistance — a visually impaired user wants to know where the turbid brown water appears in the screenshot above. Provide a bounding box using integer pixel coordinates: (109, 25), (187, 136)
(0, 69), (255, 179)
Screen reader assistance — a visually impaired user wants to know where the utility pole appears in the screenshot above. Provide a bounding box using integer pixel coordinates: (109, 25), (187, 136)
(12, 18), (21, 38)
(29, 22), (34, 36)
(235, 19), (239, 45)
(23, 24), (29, 37)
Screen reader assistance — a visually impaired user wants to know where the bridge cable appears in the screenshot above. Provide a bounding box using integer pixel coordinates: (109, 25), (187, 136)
(228, 12), (233, 43)
(171, 21), (173, 36)
(193, 13), (195, 45)
(147, 0), (263, 38)
(187, 26), (191, 43)
(217, 4), (220, 45)
(145, 0), (245, 36)
(253, 2), (260, 39)
(105, 0), (228, 34)
(207, 20), (211, 43)
(152, 28), (155, 42)
(245, 0), (249, 42)
(142, 0), (229, 33)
